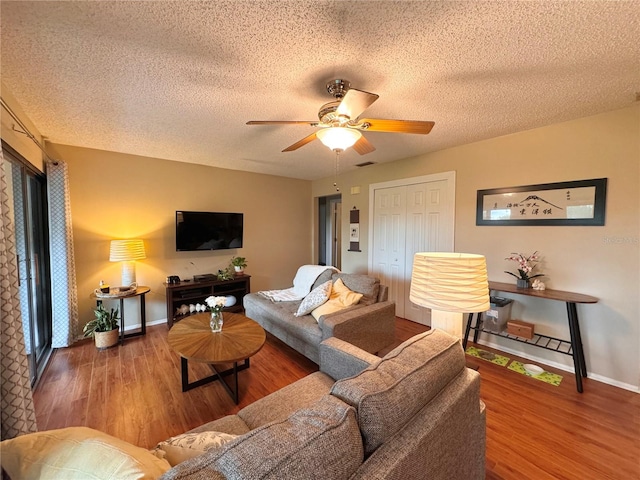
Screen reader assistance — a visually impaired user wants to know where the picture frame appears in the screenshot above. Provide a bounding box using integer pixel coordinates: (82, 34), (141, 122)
(349, 223), (360, 242)
(476, 178), (607, 226)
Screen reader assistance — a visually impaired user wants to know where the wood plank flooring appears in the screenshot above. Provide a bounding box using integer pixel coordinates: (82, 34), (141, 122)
(33, 318), (639, 479)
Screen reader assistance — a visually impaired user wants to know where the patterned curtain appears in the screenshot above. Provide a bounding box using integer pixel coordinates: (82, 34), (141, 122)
(0, 148), (38, 439)
(46, 161), (79, 347)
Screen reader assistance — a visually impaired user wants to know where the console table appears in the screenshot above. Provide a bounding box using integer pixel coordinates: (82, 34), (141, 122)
(164, 275), (250, 328)
(463, 281), (597, 393)
(92, 286), (150, 346)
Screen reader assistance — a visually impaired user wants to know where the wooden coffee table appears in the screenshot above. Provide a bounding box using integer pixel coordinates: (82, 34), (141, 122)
(167, 312), (266, 403)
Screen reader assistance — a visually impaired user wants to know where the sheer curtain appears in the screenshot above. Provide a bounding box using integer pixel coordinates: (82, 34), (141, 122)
(0, 148), (37, 439)
(46, 160), (79, 347)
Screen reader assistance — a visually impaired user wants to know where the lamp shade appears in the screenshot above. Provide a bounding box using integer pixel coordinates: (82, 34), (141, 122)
(109, 239), (146, 262)
(316, 127), (362, 151)
(409, 252), (489, 313)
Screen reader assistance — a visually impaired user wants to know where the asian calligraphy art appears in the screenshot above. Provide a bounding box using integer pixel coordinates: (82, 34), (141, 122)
(476, 178), (607, 226)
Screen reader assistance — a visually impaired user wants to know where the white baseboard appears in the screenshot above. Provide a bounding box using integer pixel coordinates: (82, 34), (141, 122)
(469, 336), (639, 394)
(123, 318), (167, 331)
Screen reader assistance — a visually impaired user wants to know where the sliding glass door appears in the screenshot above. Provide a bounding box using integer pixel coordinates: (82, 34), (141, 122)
(2, 143), (52, 386)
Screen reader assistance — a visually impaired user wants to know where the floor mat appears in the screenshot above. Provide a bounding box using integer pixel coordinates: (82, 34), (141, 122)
(508, 361), (563, 386)
(465, 346), (510, 366)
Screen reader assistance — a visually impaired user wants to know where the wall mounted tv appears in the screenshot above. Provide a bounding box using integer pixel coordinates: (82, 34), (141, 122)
(176, 211), (243, 251)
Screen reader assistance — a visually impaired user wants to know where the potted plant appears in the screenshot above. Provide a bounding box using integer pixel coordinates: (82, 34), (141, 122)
(504, 251), (544, 288)
(230, 256), (247, 275)
(83, 304), (120, 349)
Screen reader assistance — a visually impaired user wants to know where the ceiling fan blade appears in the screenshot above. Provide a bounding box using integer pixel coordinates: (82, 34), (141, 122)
(282, 132), (318, 152)
(358, 119), (435, 134)
(353, 135), (376, 155)
(336, 89), (379, 120)
(247, 120), (318, 125)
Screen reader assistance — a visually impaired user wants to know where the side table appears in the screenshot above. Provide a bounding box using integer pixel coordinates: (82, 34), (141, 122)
(464, 281), (597, 393)
(91, 286), (150, 345)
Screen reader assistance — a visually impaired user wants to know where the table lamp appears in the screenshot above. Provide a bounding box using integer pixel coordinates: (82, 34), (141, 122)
(109, 239), (146, 286)
(409, 252), (490, 338)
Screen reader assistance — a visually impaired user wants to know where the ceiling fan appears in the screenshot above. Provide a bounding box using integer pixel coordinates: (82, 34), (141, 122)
(246, 79), (435, 155)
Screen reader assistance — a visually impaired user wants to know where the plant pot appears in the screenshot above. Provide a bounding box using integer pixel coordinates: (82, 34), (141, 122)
(516, 279), (530, 289)
(94, 328), (119, 349)
(234, 266), (244, 275)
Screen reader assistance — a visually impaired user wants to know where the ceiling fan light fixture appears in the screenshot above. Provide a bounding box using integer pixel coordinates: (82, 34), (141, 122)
(316, 127), (362, 152)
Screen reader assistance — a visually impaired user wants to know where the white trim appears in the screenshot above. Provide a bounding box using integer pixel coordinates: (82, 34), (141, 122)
(470, 337), (639, 393)
(123, 318), (167, 331)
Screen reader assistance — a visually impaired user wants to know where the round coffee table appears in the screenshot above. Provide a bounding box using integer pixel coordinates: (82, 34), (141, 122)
(168, 312), (266, 403)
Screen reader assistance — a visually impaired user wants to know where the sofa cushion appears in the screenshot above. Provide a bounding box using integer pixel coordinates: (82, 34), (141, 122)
(330, 329), (466, 456)
(311, 278), (363, 321)
(185, 414), (251, 436)
(295, 280), (332, 316)
(244, 293), (322, 344)
(153, 431), (238, 467)
(161, 395), (363, 480)
(331, 273), (380, 306)
(238, 371), (335, 430)
(0, 426), (171, 480)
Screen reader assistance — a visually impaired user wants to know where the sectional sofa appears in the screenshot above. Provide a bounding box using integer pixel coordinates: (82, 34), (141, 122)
(243, 270), (397, 363)
(161, 329), (486, 479)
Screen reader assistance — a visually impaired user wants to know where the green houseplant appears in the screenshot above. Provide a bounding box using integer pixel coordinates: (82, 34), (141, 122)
(230, 256), (247, 274)
(84, 304), (120, 349)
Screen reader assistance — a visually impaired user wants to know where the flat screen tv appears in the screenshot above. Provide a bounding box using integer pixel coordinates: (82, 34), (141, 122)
(176, 211), (243, 251)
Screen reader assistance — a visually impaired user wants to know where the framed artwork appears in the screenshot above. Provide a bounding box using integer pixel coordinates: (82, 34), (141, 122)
(348, 208), (361, 252)
(476, 178), (607, 226)
(350, 224), (360, 242)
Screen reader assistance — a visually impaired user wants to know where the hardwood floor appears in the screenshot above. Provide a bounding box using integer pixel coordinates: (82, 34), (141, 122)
(34, 318), (639, 479)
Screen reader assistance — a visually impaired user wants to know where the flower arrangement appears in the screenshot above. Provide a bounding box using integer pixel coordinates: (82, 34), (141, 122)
(205, 296), (227, 313)
(205, 296), (227, 332)
(504, 251), (544, 281)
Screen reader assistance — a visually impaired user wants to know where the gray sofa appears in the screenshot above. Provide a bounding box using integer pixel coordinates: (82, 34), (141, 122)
(160, 329), (486, 479)
(243, 270), (396, 363)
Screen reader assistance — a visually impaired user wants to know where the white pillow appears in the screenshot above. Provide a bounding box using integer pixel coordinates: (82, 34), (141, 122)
(0, 426), (171, 480)
(295, 280), (332, 317)
(152, 430), (238, 466)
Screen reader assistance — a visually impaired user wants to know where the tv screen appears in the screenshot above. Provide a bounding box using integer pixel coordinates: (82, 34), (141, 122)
(176, 211), (243, 251)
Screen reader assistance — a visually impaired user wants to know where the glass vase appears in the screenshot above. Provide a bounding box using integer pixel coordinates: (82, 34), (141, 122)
(210, 311), (224, 333)
(516, 278), (530, 289)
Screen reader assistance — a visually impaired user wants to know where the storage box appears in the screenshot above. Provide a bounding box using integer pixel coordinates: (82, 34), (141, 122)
(507, 320), (535, 339)
(483, 296), (513, 333)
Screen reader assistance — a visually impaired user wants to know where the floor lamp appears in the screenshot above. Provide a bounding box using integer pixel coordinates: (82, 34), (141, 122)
(409, 252), (490, 339)
(109, 239), (146, 286)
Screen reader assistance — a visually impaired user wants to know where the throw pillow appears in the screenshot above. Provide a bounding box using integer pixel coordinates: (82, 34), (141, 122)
(331, 273), (380, 306)
(164, 395), (363, 480)
(311, 278), (363, 321)
(295, 280), (332, 317)
(330, 330), (466, 455)
(0, 426), (171, 480)
(152, 431), (238, 467)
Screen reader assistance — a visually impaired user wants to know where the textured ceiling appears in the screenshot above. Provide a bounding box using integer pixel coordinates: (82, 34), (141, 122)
(1, 1), (639, 180)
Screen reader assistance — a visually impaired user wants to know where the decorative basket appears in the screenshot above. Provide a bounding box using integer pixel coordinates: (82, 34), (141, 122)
(94, 283), (138, 298)
(94, 328), (119, 349)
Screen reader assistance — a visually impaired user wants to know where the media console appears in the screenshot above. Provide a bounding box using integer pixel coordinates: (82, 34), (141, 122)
(164, 275), (251, 328)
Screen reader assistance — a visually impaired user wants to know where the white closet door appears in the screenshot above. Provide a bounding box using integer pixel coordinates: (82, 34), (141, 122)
(404, 179), (451, 324)
(370, 173), (455, 324)
(372, 186), (407, 317)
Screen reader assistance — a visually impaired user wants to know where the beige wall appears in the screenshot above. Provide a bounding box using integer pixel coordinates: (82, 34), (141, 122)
(1, 82), (45, 171)
(47, 144), (313, 336)
(4, 76), (638, 389)
(313, 105), (640, 390)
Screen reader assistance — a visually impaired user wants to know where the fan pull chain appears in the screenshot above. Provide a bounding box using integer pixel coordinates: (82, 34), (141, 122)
(334, 150), (341, 192)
